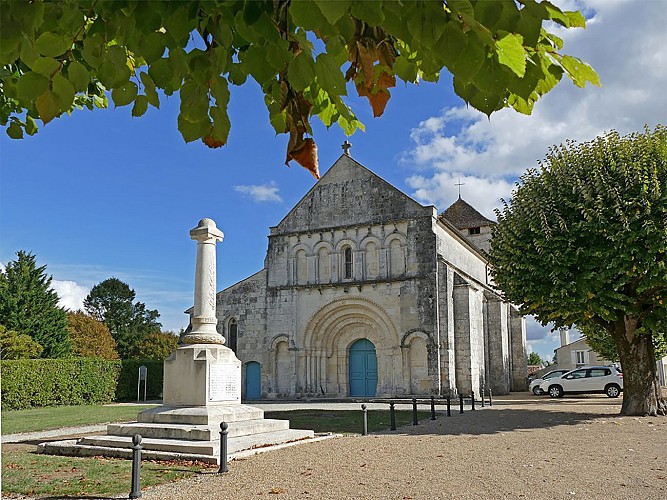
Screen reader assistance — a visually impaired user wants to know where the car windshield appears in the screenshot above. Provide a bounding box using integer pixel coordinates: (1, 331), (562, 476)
(545, 371), (564, 379)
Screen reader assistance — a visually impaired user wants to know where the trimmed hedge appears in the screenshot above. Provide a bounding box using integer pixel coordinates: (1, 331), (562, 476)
(1, 359), (119, 410)
(0, 358), (165, 410)
(114, 359), (164, 402)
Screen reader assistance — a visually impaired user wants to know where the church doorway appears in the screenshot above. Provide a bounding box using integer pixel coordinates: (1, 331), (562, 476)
(348, 339), (378, 397)
(245, 361), (261, 400)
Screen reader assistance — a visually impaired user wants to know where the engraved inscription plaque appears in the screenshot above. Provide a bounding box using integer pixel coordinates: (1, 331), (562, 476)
(209, 364), (240, 402)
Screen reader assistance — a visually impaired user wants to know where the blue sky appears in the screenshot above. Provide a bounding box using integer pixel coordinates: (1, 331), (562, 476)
(1, 1), (665, 361)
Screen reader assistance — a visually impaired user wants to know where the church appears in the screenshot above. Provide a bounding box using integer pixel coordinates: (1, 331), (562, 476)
(208, 151), (527, 399)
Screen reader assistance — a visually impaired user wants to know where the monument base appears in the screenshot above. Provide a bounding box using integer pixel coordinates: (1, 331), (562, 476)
(39, 344), (317, 463)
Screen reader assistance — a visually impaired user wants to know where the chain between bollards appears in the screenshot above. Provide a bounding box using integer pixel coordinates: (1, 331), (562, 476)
(129, 434), (142, 499)
(389, 402), (396, 431)
(218, 422), (229, 473)
(471, 391), (476, 411)
(430, 396), (436, 420)
(412, 398), (418, 425)
(446, 396), (451, 417)
(361, 404), (368, 435)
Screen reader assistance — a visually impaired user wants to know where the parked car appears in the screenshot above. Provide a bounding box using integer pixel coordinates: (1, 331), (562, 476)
(539, 365), (623, 398)
(529, 369), (570, 395)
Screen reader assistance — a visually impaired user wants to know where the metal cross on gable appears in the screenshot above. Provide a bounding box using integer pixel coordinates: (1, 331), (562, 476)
(342, 140), (352, 156)
(455, 178), (465, 199)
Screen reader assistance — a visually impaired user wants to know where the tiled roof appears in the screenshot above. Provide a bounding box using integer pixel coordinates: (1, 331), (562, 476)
(439, 197), (495, 230)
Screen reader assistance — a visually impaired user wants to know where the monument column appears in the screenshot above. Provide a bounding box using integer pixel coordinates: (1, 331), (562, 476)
(184, 218), (225, 344)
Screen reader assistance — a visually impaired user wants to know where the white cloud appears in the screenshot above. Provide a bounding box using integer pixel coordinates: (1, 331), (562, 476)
(51, 280), (89, 312)
(233, 182), (283, 203)
(401, 1), (667, 210)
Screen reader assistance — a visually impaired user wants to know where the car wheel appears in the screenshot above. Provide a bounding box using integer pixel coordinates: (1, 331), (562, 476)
(548, 385), (563, 398)
(605, 384), (621, 398)
(532, 386), (543, 395)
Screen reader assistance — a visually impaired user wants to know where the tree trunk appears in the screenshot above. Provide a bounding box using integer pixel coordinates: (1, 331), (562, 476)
(615, 322), (666, 416)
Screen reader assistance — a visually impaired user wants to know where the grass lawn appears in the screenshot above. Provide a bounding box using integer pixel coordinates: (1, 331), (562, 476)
(1, 407), (437, 498)
(1, 404), (158, 435)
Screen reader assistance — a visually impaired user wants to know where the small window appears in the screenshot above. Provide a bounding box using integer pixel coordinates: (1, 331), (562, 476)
(468, 227), (481, 235)
(228, 318), (238, 352)
(575, 350), (586, 365)
(343, 246), (353, 279)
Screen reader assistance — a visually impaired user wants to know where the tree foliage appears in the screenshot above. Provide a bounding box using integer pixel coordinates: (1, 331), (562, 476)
(0, 0), (598, 178)
(0, 325), (43, 360)
(527, 352), (543, 365)
(83, 277), (161, 359)
(490, 125), (667, 415)
(67, 310), (119, 360)
(0, 251), (71, 358)
(131, 330), (179, 360)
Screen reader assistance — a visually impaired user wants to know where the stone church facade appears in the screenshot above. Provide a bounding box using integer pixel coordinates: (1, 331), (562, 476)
(208, 154), (527, 399)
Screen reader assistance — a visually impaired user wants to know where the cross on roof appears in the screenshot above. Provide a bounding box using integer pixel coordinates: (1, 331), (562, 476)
(342, 140), (352, 156)
(455, 178), (465, 199)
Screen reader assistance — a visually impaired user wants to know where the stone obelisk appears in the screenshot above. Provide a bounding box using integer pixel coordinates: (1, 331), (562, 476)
(161, 218), (242, 410)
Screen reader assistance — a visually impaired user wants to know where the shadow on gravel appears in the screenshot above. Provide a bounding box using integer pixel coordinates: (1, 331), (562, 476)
(376, 407), (623, 437)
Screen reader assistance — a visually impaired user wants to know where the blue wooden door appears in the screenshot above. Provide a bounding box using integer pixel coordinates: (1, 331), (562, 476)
(245, 362), (261, 400)
(349, 339), (378, 397)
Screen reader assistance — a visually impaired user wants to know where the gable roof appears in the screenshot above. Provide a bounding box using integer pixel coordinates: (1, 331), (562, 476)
(272, 154), (432, 234)
(439, 197), (495, 230)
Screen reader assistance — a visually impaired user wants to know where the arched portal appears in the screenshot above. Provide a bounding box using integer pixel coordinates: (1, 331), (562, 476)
(348, 339), (378, 396)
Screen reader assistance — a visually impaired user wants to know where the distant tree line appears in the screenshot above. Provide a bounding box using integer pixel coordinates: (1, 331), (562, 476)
(0, 251), (178, 361)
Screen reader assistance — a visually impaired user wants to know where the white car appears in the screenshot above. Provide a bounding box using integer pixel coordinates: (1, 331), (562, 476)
(539, 365), (623, 398)
(529, 369), (570, 395)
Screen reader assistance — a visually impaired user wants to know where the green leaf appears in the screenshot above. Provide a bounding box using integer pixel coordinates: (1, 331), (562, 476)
(565, 10), (586, 29)
(17, 72), (49, 101)
(19, 40), (40, 68)
(52, 74), (76, 111)
(393, 55), (418, 83)
(208, 105), (231, 144)
(288, 52), (316, 92)
(350, 1), (384, 25)
(315, 53), (346, 96)
(269, 107), (287, 134)
(210, 75), (230, 107)
(177, 113), (210, 143)
(289, 1), (329, 31)
(148, 58), (174, 88)
(34, 32), (71, 58)
(24, 115), (38, 135)
(6, 122), (23, 139)
(179, 80), (209, 122)
(140, 31), (167, 63)
(242, 45), (279, 86)
(36, 89), (60, 124)
(31, 57), (61, 78)
(314, 0), (350, 25)
(111, 81), (138, 107)
(67, 61), (90, 92)
(140, 72), (160, 108)
(132, 95), (149, 117)
(560, 55), (601, 88)
(435, 21), (468, 72)
(451, 32), (486, 84)
(496, 32), (526, 77)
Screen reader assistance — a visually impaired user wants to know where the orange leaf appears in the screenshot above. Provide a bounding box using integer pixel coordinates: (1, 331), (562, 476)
(356, 41), (376, 89)
(203, 135), (226, 148)
(368, 89), (391, 117)
(286, 137), (319, 179)
(378, 72), (396, 90)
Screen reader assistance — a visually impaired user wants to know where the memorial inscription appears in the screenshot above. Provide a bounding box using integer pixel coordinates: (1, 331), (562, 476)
(209, 363), (240, 402)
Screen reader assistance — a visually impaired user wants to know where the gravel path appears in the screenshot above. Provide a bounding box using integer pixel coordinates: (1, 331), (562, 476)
(141, 395), (667, 500)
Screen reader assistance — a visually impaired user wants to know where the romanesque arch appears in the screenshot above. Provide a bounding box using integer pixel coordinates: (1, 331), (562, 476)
(300, 297), (403, 396)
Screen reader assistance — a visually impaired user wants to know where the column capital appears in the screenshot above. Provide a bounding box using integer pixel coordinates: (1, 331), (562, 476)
(190, 218), (224, 243)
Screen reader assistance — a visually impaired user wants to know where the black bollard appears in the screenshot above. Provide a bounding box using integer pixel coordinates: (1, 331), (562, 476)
(489, 388), (493, 406)
(459, 393), (464, 414)
(389, 402), (396, 431)
(481, 389), (485, 407)
(446, 396), (451, 417)
(412, 398), (418, 425)
(129, 434), (142, 499)
(218, 422), (229, 473)
(471, 391), (476, 411)
(430, 396), (436, 420)
(361, 404), (368, 436)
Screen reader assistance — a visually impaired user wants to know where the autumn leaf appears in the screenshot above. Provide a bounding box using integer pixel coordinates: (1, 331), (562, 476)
(286, 137), (319, 179)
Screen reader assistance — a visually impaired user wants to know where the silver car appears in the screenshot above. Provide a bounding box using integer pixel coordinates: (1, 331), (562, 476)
(539, 365), (623, 398)
(529, 369), (570, 395)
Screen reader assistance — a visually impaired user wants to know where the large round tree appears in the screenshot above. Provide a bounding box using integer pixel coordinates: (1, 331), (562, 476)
(490, 125), (666, 416)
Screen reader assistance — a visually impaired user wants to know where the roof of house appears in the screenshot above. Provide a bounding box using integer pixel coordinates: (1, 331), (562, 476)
(439, 197), (495, 230)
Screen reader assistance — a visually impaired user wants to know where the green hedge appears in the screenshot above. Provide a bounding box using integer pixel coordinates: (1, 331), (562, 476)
(1, 359), (119, 410)
(0, 359), (165, 410)
(114, 359), (164, 402)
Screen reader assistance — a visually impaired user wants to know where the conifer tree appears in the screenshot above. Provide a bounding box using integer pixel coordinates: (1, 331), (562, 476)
(0, 251), (70, 358)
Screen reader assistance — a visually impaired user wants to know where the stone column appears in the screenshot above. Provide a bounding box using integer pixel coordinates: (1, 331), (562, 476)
(184, 218), (225, 345)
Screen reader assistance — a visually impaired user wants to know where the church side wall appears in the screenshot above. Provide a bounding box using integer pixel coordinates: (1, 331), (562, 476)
(433, 221), (489, 286)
